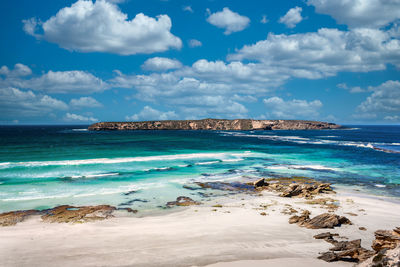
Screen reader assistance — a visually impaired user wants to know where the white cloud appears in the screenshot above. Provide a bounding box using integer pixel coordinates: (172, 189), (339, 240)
(357, 80), (400, 120)
(279, 6), (303, 28)
(141, 57), (183, 71)
(1, 67), (108, 94)
(308, 0), (400, 29)
(229, 27), (400, 78)
(23, 0), (182, 55)
(0, 63), (32, 77)
(125, 106), (177, 121)
(384, 115), (400, 121)
(0, 87), (68, 118)
(263, 97), (322, 119)
(337, 83), (367, 93)
(70, 96), (102, 108)
(65, 112), (98, 122)
(206, 7), (250, 35)
(260, 15), (269, 24)
(183, 6), (193, 13)
(188, 39), (202, 48)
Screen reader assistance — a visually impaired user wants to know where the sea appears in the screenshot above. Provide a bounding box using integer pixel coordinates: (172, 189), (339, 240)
(0, 125), (399, 213)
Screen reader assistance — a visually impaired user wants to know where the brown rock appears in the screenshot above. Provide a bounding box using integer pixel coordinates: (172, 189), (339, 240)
(0, 210), (40, 226)
(289, 210), (311, 224)
(314, 232), (339, 242)
(318, 252), (339, 262)
(166, 196), (201, 207)
(330, 239), (361, 251)
(371, 229), (400, 252)
(41, 205), (116, 223)
(253, 178), (267, 188)
(302, 213), (352, 229)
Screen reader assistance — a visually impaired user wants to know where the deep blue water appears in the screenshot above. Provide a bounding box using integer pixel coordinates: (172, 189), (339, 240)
(0, 125), (399, 212)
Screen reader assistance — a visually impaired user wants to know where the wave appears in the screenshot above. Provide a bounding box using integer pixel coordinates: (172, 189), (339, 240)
(72, 129), (88, 132)
(0, 151), (255, 169)
(222, 132), (400, 154)
(267, 164), (337, 172)
(195, 160), (221, 165)
(67, 172), (120, 179)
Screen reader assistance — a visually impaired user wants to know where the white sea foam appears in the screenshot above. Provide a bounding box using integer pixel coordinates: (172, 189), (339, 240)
(375, 184), (386, 188)
(0, 151), (255, 169)
(69, 173), (120, 179)
(72, 129), (88, 132)
(195, 161), (221, 165)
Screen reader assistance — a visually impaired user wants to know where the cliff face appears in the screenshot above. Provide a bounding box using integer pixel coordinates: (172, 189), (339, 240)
(88, 119), (341, 131)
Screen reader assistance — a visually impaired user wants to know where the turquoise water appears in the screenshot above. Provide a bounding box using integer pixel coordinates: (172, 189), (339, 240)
(0, 125), (399, 212)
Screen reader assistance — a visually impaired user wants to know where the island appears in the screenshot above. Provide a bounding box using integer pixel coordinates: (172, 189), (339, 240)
(88, 119), (341, 131)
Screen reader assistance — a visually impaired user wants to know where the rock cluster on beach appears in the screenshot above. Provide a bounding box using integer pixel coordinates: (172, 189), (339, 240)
(88, 118), (341, 131)
(0, 205), (135, 226)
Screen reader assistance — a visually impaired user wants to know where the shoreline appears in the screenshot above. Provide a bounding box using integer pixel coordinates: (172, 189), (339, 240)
(1, 180), (399, 267)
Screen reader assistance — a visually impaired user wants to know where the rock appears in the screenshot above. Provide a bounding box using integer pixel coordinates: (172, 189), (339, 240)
(289, 210), (311, 224)
(336, 247), (375, 262)
(253, 178), (267, 188)
(359, 227), (367, 231)
(302, 213), (352, 229)
(330, 239), (361, 251)
(260, 212), (267, 216)
(371, 228), (400, 252)
(314, 232), (339, 242)
(318, 252), (339, 262)
(88, 119), (342, 131)
(41, 205), (116, 223)
(166, 196), (201, 207)
(0, 210), (41, 226)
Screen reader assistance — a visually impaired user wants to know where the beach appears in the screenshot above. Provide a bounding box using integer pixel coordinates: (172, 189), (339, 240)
(1, 184), (399, 267)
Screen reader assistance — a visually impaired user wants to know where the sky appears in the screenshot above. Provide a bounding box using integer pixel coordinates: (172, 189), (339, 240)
(0, 0), (399, 125)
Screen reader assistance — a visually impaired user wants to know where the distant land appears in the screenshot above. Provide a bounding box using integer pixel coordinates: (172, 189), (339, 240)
(88, 119), (342, 131)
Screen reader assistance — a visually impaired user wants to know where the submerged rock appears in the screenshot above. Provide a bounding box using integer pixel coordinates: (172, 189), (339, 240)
(166, 196), (201, 207)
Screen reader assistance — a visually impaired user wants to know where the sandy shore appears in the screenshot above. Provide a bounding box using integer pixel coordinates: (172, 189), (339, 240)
(0, 188), (399, 267)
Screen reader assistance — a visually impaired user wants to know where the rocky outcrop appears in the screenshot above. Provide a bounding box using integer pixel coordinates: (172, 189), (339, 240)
(41, 205), (116, 223)
(371, 228), (400, 252)
(0, 210), (41, 226)
(358, 245), (400, 267)
(166, 196), (201, 207)
(316, 233), (375, 263)
(88, 119), (341, 131)
(0, 205), (118, 226)
(289, 212), (352, 229)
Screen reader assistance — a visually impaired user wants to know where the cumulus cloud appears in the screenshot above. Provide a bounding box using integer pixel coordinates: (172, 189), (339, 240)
(65, 112), (98, 122)
(188, 39), (202, 48)
(263, 97), (322, 119)
(141, 57), (183, 71)
(206, 7), (250, 35)
(308, 0), (400, 29)
(337, 83), (367, 93)
(229, 27), (400, 78)
(125, 106), (177, 121)
(279, 6), (303, 28)
(356, 80), (400, 120)
(0, 87), (68, 118)
(23, 0), (182, 55)
(70, 96), (102, 108)
(0, 66), (108, 94)
(0, 63), (32, 77)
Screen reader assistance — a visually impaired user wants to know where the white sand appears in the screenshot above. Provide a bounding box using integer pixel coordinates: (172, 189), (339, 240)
(0, 189), (399, 267)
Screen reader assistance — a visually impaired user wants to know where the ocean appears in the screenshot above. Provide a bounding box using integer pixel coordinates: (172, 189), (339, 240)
(0, 125), (399, 213)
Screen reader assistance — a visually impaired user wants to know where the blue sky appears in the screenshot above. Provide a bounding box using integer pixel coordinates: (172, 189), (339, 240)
(0, 0), (399, 124)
